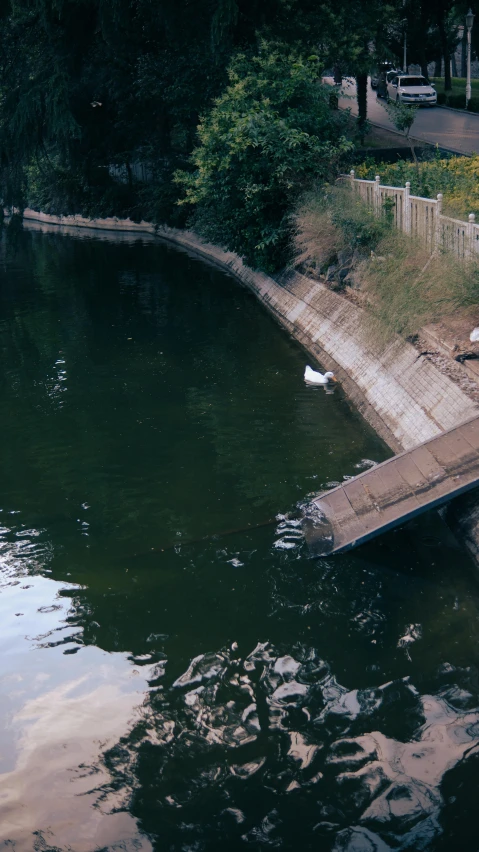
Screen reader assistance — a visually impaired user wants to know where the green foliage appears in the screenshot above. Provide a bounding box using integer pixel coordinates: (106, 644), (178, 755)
(0, 0), (417, 228)
(447, 93), (467, 109)
(384, 100), (418, 138)
(0, 0), (287, 216)
(355, 153), (479, 220)
(175, 43), (352, 271)
(0, 0), (376, 224)
(382, 195), (396, 225)
(25, 159), (137, 219)
(431, 77), (479, 112)
(326, 186), (389, 249)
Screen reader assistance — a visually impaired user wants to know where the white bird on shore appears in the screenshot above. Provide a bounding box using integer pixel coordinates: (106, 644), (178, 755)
(304, 365), (336, 385)
(470, 327), (479, 342)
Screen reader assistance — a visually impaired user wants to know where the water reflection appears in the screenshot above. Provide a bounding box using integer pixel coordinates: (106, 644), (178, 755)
(1, 226), (479, 851)
(85, 592), (479, 852)
(40, 519), (478, 852)
(0, 525), (151, 850)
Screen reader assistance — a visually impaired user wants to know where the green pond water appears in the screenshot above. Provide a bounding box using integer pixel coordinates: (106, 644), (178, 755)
(1, 223), (479, 852)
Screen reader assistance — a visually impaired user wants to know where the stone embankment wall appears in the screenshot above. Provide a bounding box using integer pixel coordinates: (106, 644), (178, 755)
(21, 208), (479, 563)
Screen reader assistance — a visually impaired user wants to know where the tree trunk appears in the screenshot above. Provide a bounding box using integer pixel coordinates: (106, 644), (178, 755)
(356, 72), (368, 143)
(333, 63), (342, 85)
(434, 57), (442, 77)
(419, 3), (429, 79)
(437, 11), (452, 90)
(126, 160), (133, 191)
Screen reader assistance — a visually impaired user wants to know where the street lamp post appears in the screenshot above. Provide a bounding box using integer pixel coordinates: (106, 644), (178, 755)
(401, 13), (407, 73)
(466, 8), (475, 110)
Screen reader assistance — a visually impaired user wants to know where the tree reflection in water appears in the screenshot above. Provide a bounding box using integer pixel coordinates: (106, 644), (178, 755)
(64, 524), (479, 852)
(1, 225), (479, 851)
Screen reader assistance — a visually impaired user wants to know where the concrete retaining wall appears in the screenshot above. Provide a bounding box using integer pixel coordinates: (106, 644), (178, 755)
(152, 225), (479, 453)
(20, 208), (479, 562)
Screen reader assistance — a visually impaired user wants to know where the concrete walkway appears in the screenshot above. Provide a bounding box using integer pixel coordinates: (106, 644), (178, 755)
(327, 77), (479, 155)
(305, 414), (479, 556)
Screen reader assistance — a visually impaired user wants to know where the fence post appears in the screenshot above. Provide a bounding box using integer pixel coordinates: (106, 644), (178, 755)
(350, 169), (355, 189)
(404, 182), (410, 233)
(435, 193), (443, 250)
(375, 175), (381, 215)
(468, 213), (475, 259)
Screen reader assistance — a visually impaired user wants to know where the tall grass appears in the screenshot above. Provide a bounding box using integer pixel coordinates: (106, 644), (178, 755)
(293, 185), (479, 343)
(292, 183), (389, 273)
(361, 233), (479, 340)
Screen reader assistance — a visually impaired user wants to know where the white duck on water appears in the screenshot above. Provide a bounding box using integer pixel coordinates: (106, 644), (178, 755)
(304, 365), (336, 385)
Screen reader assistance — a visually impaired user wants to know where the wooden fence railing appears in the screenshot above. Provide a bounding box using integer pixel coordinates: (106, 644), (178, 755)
(348, 170), (479, 260)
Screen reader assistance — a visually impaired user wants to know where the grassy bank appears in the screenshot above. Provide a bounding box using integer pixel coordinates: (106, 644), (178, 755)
(431, 77), (479, 112)
(293, 184), (479, 342)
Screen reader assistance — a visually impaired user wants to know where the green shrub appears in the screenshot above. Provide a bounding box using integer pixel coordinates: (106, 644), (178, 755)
(22, 155), (186, 225)
(175, 42), (352, 272)
(447, 93), (466, 109)
(437, 92), (447, 105)
(467, 97), (479, 113)
(355, 153), (479, 220)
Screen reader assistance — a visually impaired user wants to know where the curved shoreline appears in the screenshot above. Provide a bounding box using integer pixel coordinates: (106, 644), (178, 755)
(20, 207), (479, 564)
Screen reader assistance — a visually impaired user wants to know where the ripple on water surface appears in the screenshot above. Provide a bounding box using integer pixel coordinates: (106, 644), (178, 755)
(0, 227), (479, 852)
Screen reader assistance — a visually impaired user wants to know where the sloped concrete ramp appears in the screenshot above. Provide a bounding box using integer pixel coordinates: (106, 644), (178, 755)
(304, 415), (479, 556)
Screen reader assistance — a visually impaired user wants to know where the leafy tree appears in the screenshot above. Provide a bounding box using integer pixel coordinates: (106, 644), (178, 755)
(316, 0), (402, 138)
(384, 100), (420, 171)
(0, 0), (292, 215)
(0, 0), (431, 224)
(175, 43), (352, 271)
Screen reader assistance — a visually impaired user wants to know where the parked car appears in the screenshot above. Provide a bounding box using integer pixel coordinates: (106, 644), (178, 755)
(371, 64), (398, 90)
(386, 75), (437, 106)
(376, 69), (401, 99)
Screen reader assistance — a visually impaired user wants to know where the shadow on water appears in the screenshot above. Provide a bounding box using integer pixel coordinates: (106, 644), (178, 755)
(1, 225), (479, 851)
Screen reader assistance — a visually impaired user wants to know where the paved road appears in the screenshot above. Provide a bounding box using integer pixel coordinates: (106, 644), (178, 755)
(327, 77), (479, 155)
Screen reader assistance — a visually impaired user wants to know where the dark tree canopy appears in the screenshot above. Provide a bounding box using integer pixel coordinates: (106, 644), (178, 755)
(0, 0), (467, 250)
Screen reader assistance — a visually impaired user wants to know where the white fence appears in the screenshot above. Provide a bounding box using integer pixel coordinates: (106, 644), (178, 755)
(349, 170), (479, 260)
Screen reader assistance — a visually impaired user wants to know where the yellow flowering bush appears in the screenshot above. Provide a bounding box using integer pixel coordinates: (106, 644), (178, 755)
(355, 155), (479, 220)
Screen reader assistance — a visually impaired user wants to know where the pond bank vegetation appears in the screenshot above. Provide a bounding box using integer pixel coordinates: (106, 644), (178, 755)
(293, 185), (479, 344)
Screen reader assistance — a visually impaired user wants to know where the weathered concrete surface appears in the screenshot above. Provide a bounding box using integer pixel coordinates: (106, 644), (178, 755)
(306, 414), (479, 556)
(22, 207), (157, 234)
(151, 226), (478, 452)
(20, 209), (479, 563)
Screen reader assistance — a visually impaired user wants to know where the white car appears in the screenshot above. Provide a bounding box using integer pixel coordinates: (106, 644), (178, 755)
(387, 75), (437, 106)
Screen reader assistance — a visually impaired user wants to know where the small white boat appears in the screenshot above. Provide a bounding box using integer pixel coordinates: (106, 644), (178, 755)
(304, 365), (336, 385)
